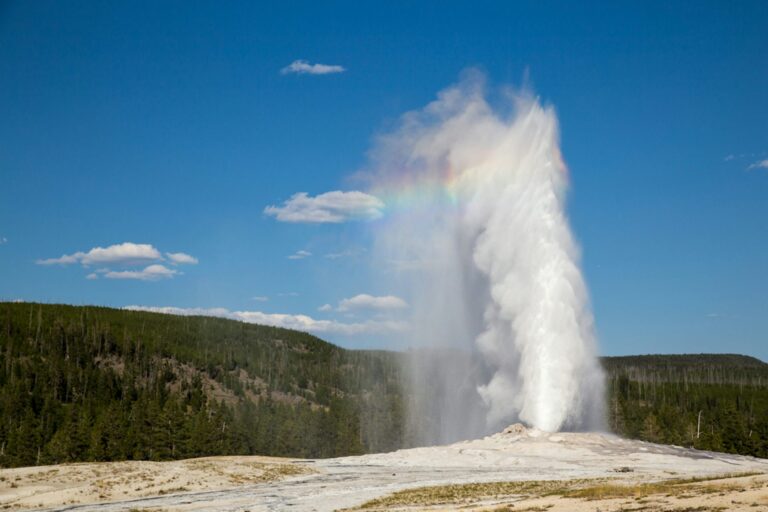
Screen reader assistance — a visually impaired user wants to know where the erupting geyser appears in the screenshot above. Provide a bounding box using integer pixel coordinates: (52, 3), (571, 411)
(370, 72), (605, 438)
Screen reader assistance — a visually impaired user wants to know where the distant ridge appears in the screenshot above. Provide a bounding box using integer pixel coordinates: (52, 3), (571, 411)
(603, 353), (766, 367)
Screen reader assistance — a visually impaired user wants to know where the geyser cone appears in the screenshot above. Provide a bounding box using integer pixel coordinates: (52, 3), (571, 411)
(370, 72), (605, 440)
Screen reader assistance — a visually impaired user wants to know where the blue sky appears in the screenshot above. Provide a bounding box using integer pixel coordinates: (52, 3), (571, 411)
(1, 1), (766, 359)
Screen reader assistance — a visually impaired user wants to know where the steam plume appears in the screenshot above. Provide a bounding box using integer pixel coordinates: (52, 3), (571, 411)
(370, 72), (604, 437)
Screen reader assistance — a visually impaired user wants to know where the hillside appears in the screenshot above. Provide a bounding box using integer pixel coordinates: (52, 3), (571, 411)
(603, 353), (768, 455)
(0, 302), (405, 468)
(0, 302), (766, 469)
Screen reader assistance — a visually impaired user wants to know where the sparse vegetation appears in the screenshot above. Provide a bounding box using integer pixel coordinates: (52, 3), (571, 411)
(345, 473), (766, 511)
(343, 480), (576, 510)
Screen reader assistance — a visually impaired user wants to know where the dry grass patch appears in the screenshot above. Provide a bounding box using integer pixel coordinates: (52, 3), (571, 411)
(564, 472), (764, 501)
(345, 472), (766, 511)
(344, 480), (585, 510)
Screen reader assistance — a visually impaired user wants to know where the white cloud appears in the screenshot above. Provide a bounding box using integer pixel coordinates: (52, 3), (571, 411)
(748, 159), (768, 170)
(318, 304), (333, 312)
(104, 264), (179, 281)
(36, 242), (197, 281)
(288, 250), (312, 260)
(166, 252), (199, 265)
(251, 296), (269, 302)
(336, 294), (408, 312)
(0, 237), (7, 245)
(37, 242), (163, 266)
(265, 191), (384, 223)
(280, 60), (345, 75)
(123, 305), (406, 336)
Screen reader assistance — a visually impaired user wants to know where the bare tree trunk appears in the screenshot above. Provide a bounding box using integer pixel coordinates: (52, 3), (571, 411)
(696, 410), (703, 439)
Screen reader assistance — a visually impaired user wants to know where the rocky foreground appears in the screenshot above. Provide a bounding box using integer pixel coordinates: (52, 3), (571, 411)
(2, 425), (767, 511)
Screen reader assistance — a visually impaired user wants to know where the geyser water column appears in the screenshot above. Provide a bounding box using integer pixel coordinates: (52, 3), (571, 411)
(370, 73), (605, 437)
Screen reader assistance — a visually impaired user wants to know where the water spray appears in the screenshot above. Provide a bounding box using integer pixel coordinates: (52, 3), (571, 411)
(370, 72), (604, 440)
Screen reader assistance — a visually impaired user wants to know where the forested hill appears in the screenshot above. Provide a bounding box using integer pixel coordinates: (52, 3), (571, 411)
(0, 301), (766, 469)
(0, 302), (405, 468)
(603, 353), (767, 456)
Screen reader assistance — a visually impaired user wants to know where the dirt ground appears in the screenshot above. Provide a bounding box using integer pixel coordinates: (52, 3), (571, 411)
(0, 456), (310, 510)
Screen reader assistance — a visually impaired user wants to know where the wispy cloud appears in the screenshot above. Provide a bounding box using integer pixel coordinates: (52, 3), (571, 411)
(166, 252), (199, 265)
(723, 152), (767, 169)
(288, 250), (312, 260)
(706, 312), (737, 319)
(335, 294), (408, 312)
(124, 305), (406, 336)
(318, 304), (333, 312)
(251, 296), (269, 302)
(265, 191), (384, 223)
(102, 264), (179, 281)
(280, 60), (345, 75)
(0, 237), (7, 245)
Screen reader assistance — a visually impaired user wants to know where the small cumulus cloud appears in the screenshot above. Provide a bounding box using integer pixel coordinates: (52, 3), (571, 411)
(265, 191), (384, 223)
(123, 305), (406, 336)
(166, 252), (199, 265)
(281, 60), (345, 75)
(36, 242), (196, 281)
(747, 159), (768, 171)
(288, 250), (312, 260)
(318, 304), (333, 312)
(336, 294), (408, 312)
(37, 242), (162, 266)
